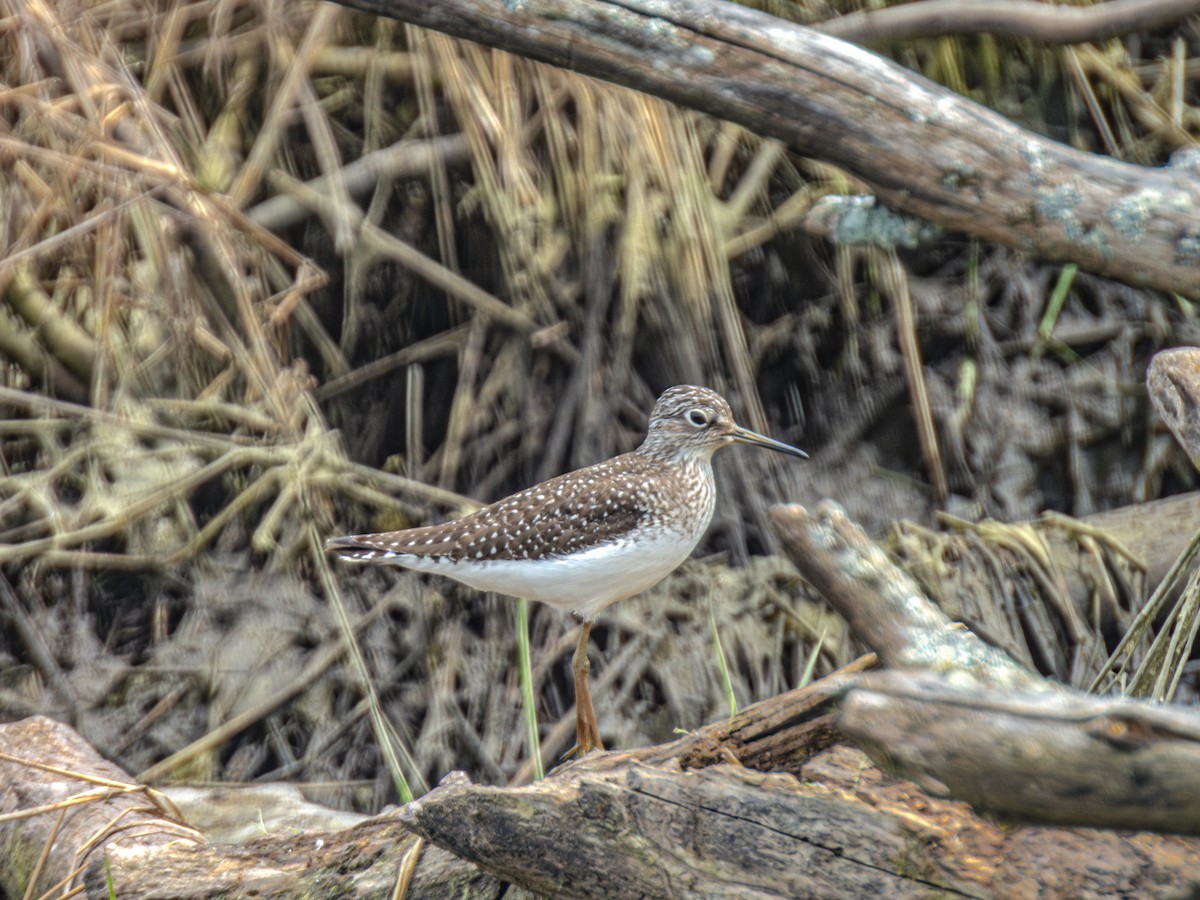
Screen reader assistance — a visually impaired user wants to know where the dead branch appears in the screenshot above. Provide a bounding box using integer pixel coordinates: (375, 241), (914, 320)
(246, 134), (471, 232)
(9, 700), (1200, 898)
(770, 501), (1053, 686)
(770, 500), (1200, 835)
(841, 670), (1200, 834)
(0, 716), (499, 898)
(818, 0), (1200, 46)
(326, 0), (1200, 299)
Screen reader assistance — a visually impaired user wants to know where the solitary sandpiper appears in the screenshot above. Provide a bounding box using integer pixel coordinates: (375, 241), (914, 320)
(327, 385), (808, 755)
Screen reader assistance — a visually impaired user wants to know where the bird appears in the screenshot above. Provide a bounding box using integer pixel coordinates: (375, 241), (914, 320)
(326, 385), (808, 756)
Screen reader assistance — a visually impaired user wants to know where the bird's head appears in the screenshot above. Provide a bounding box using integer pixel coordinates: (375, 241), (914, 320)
(639, 385), (808, 463)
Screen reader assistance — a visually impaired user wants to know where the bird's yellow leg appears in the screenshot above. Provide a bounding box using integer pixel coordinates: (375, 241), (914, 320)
(564, 619), (604, 757)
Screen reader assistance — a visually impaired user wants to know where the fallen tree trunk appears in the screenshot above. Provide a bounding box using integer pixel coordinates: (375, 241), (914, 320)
(841, 670), (1200, 834)
(6, 659), (1200, 897)
(9, 490), (1200, 893)
(404, 759), (969, 898)
(772, 500), (1200, 836)
(403, 740), (1200, 898)
(0, 716), (500, 898)
(325, 0), (1200, 299)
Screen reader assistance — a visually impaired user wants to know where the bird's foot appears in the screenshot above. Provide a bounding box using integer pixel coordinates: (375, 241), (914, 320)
(562, 697), (606, 760)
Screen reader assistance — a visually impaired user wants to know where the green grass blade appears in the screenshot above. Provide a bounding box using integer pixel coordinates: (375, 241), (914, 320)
(517, 597), (544, 780)
(798, 630), (826, 690)
(709, 605), (738, 717)
(1038, 262), (1077, 341)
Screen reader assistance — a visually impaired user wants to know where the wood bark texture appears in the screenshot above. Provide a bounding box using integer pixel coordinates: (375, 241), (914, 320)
(819, 0), (1200, 45)
(0, 717), (506, 898)
(7, 497), (1200, 894)
(6, 679), (1200, 897)
(771, 500), (1200, 836)
(841, 670), (1200, 833)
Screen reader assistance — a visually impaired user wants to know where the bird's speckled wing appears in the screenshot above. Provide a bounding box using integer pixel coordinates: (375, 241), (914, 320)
(327, 452), (668, 564)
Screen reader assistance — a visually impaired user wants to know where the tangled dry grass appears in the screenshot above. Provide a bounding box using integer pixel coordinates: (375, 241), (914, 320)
(0, 0), (1198, 807)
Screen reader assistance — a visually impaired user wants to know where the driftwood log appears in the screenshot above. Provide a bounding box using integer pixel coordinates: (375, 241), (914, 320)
(820, 0), (1200, 45)
(772, 500), (1200, 834)
(6, 654), (1200, 897)
(842, 670), (1200, 833)
(8, 490), (1200, 895)
(326, 0), (1200, 300)
(0, 716), (506, 898)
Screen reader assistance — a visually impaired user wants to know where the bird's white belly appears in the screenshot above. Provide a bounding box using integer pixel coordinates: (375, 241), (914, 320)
(407, 529), (701, 620)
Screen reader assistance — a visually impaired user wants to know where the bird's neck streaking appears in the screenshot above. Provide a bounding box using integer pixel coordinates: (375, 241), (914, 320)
(627, 447), (719, 543)
(634, 430), (723, 465)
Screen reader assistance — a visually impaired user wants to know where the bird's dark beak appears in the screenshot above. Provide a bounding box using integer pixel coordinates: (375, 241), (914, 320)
(730, 425), (808, 459)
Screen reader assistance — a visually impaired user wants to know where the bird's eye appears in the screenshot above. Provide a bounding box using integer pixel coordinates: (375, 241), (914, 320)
(686, 409), (710, 428)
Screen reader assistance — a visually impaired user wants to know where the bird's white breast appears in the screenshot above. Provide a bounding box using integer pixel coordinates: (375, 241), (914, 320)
(383, 527), (703, 620)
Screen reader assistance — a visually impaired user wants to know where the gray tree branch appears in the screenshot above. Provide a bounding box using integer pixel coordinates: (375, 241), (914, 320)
(324, 0), (1200, 299)
(819, 0), (1200, 46)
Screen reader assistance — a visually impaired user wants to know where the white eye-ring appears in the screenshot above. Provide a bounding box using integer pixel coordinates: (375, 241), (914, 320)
(686, 409), (710, 428)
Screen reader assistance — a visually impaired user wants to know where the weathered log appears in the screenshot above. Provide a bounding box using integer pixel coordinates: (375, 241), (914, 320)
(771, 500), (1200, 836)
(404, 763), (965, 898)
(0, 716), (504, 898)
(0, 715), (200, 898)
(1148, 347), (1200, 468)
(841, 670), (1200, 834)
(322, 0), (1200, 299)
(7, 688), (1200, 897)
(819, 0), (1200, 46)
(771, 501), (1055, 685)
(402, 728), (1200, 898)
